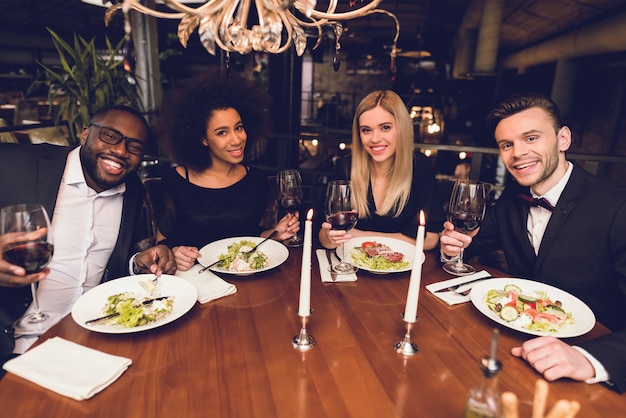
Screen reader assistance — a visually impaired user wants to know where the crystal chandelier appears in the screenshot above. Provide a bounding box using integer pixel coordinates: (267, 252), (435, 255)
(103, 0), (399, 71)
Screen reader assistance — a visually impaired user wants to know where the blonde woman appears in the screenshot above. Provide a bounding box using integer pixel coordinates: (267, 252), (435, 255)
(319, 90), (444, 250)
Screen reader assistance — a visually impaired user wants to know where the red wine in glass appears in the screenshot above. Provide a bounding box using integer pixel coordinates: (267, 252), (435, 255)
(3, 242), (54, 274)
(281, 197), (301, 214)
(447, 212), (481, 234)
(327, 210), (358, 231)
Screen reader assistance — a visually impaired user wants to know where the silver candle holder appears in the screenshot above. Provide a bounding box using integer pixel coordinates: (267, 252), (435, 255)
(394, 315), (419, 356)
(292, 313), (316, 351)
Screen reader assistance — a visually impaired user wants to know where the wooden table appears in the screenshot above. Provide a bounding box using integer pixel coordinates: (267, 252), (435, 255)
(0, 249), (624, 417)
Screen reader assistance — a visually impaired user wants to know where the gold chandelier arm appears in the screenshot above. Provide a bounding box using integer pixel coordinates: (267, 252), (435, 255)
(296, 0), (383, 21)
(161, 0), (226, 15)
(122, 0), (185, 19)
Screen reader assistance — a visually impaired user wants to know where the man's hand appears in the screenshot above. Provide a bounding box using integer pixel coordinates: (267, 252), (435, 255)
(0, 260), (47, 287)
(439, 221), (477, 257)
(134, 245), (176, 276)
(0, 232), (49, 287)
(511, 336), (596, 382)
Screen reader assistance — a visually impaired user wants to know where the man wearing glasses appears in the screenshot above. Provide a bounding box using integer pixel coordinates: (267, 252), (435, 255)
(0, 105), (176, 368)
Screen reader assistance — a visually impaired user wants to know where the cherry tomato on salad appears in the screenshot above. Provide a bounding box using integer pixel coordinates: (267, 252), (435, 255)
(361, 241), (377, 248)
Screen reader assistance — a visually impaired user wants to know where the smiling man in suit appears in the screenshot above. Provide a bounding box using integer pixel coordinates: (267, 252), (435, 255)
(0, 105), (176, 370)
(440, 92), (626, 393)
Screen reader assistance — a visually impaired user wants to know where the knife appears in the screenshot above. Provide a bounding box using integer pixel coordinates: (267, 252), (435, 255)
(433, 276), (492, 293)
(85, 296), (171, 325)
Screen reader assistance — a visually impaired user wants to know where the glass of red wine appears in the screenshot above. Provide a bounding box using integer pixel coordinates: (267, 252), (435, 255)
(1, 203), (60, 335)
(325, 180), (358, 274)
(278, 169), (303, 247)
(442, 180), (489, 275)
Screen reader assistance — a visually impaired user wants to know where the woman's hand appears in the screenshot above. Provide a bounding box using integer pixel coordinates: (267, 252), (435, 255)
(319, 221), (352, 249)
(172, 246), (200, 271)
(273, 212), (300, 241)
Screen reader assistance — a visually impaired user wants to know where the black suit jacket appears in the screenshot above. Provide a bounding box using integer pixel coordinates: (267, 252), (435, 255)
(468, 163), (626, 393)
(0, 143), (149, 361)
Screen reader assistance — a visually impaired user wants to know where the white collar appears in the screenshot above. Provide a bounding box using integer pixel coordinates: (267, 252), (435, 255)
(533, 161), (573, 206)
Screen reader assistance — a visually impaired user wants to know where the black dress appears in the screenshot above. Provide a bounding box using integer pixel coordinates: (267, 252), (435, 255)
(157, 166), (268, 249)
(332, 152), (445, 238)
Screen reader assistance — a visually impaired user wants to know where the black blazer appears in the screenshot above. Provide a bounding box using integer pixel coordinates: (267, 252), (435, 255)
(469, 163), (626, 392)
(0, 143), (149, 362)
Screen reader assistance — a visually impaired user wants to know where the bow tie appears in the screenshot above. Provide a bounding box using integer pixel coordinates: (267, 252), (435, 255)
(518, 193), (554, 212)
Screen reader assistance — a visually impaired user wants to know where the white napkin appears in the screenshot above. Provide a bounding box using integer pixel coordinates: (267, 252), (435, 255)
(2, 337), (131, 400)
(426, 270), (492, 306)
(175, 264), (237, 303)
(316, 249), (358, 283)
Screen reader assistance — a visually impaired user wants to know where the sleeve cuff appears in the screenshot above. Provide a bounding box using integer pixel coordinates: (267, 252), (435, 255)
(129, 252), (140, 275)
(572, 346), (611, 384)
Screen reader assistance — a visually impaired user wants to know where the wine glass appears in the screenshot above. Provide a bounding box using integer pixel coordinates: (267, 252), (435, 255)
(442, 180), (489, 275)
(325, 180), (358, 274)
(1, 203), (60, 335)
(278, 169), (303, 247)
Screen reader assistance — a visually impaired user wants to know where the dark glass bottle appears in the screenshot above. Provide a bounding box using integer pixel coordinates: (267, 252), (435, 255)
(463, 355), (502, 418)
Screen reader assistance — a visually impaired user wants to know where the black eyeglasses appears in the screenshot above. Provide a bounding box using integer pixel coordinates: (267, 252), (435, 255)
(89, 123), (146, 156)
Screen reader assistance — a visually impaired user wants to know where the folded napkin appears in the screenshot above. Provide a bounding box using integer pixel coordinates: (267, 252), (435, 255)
(316, 249), (358, 283)
(426, 270), (492, 306)
(3, 337), (131, 400)
(175, 264), (237, 303)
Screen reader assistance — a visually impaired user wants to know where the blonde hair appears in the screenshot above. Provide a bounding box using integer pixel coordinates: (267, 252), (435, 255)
(350, 90), (414, 218)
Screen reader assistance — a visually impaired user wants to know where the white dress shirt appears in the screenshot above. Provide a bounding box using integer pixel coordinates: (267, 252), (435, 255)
(15, 147), (125, 352)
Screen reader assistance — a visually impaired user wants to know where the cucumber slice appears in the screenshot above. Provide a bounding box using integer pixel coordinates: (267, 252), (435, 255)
(499, 305), (519, 322)
(518, 294), (538, 303)
(504, 284), (522, 295)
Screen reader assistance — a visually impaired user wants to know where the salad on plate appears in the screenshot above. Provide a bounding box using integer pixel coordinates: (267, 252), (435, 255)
(214, 239), (269, 272)
(484, 283), (574, 333)
(97, 289), (174, 328)
(350, 241), (409, 271)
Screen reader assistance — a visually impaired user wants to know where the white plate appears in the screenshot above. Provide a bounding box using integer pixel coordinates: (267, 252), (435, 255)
(197, 236), (289, 276)
(71, 274), (198, 334)
(340, 236), (425, 274)
(470, 278), (596, 338)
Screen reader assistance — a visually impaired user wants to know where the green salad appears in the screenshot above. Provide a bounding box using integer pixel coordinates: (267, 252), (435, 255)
(349, 241), (409, 271)
(216, 240), (269, 272)
(103, 293), (174, 328)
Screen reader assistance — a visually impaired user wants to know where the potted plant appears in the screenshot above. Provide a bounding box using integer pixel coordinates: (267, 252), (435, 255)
(28, 28), (141, 144)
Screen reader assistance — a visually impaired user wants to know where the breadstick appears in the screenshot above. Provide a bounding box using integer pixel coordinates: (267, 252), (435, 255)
(563, 401), (581, 418)
(545, 400), (572, 418)
(532, 380), (549, 418)
(501, 392), (519, 418)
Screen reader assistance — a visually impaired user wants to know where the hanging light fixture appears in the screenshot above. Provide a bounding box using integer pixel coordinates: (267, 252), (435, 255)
(101, 0), (399, 72)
